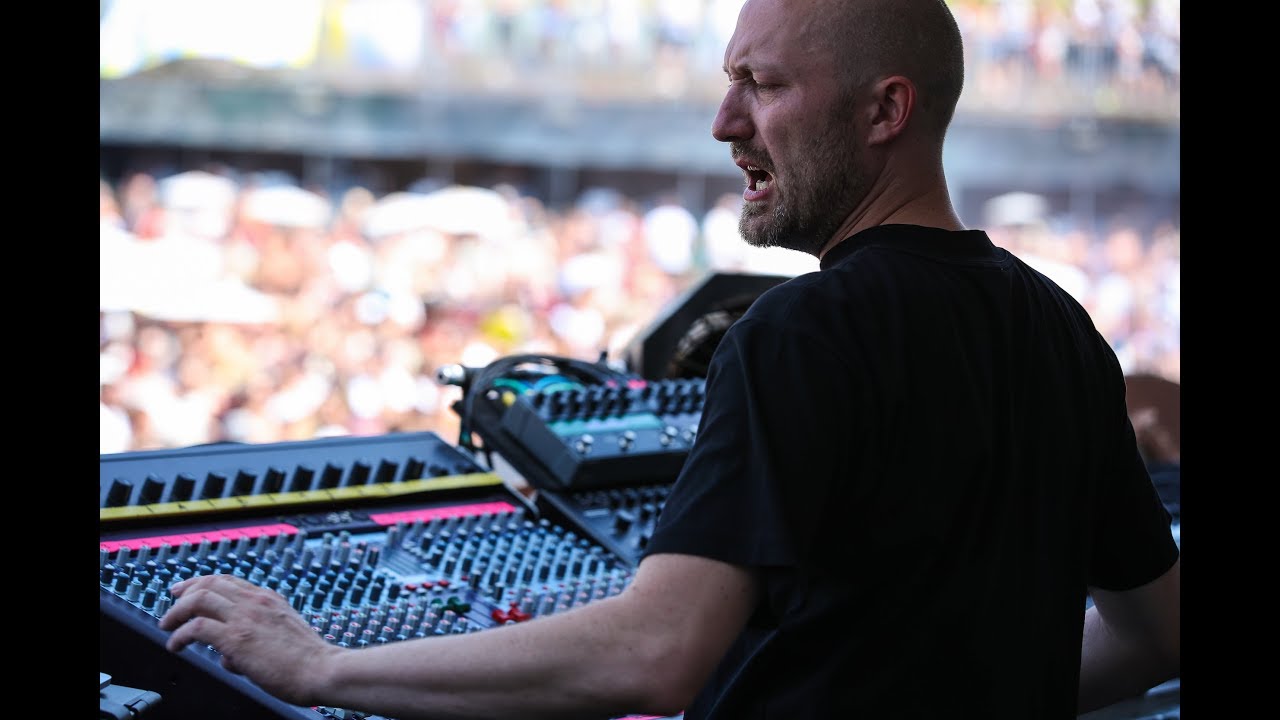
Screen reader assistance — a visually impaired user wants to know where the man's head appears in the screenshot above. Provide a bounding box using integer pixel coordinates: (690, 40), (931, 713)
(713, 0), (965, 255)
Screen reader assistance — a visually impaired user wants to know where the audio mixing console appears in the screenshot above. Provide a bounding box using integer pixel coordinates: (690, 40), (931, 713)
(100, 432), (682, 720)
(441, 359), (699, 568)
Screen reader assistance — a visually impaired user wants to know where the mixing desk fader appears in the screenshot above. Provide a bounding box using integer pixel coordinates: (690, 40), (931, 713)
(537, 482), (674, 568)
(100, 432), (682, 720)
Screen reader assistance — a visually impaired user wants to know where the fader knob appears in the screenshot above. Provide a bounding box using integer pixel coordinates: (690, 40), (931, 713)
(104, 479), (132, 507)
(164, 475), (190, 502)
(613, 509), (636, 533)
(262, 466), (286, 493)
(402, 457), (426, 481)
(139, 475), (166, 505)
(374, 459), (398, 484)
(230, 470), (256, 496)
(348, 461), (371, 486)
(318, 463), (343, 489)
(201, 473), (227, 500)
(290, 465), (316, 492)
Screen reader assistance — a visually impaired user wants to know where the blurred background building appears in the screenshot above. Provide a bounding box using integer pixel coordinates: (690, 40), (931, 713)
(100, 0), (1180, 454)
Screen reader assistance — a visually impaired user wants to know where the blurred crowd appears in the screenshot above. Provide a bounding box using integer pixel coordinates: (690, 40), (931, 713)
(99, 168), (1178, 455)
(103, 0), (1179, 115)
(419, 0), (1180, 101)
(404, 0), (1179, 118)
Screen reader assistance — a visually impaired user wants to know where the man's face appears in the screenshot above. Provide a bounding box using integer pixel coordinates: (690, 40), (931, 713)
(713, 0), (867, 256)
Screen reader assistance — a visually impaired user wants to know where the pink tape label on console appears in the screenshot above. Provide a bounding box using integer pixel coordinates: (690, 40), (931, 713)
(369, 500), (517, 526)
(100, 523), (301, 552)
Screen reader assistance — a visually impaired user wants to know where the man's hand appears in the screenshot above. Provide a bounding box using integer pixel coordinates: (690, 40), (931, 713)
(159, 574), (340, 706)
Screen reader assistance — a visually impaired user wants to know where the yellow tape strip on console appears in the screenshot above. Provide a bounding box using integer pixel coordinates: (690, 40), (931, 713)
(99, 473), (505, 523)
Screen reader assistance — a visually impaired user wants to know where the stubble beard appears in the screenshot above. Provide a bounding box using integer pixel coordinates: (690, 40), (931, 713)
(736, 128), (863, 258)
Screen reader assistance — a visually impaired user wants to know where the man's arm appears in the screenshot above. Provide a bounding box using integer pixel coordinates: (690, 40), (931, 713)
(1078, 557), (1180, 714)
(161, 552), (757, 720)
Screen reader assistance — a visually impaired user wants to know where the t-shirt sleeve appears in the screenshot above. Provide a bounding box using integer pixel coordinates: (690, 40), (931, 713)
(642, 315), (856, 568)
(1087, 374), (1180, 591)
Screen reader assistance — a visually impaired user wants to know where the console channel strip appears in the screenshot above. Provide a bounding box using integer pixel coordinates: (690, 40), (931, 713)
(100, 433), (679, 720)
(537, 483), (674, 568)
(499, 377), (705, 490)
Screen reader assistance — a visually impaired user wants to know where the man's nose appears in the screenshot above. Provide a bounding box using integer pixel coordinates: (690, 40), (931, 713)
(712, 87), (753, 143)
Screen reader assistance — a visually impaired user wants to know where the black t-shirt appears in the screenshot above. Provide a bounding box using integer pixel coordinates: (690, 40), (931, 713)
(642, 224), (1179, 719)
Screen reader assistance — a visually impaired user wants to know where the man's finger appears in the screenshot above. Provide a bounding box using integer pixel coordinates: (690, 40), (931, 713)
(158, 584), (236, 631)
(164, 614), (224, 654)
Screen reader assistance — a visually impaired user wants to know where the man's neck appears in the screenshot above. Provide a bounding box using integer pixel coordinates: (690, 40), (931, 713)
(817, 184), (965, 260)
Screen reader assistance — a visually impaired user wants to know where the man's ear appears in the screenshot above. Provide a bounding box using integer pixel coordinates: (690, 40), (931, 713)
(866, 75), (916, 146)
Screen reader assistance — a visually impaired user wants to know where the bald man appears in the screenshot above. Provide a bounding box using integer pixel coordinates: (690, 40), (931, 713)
(159, 1), (1179, 718)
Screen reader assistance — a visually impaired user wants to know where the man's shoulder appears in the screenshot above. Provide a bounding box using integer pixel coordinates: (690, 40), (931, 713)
(736, 270), (830, 322)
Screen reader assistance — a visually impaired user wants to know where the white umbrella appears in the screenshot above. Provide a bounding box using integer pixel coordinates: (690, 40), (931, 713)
(242, 185), (332, 228)
(363, 186), (519, 240)
(100, 231), (281, 323)
(362, 191), (433, 238)
(157, 170), (240, 239)
(132, 278), (282, 323)
(159, 170), (238, 210)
